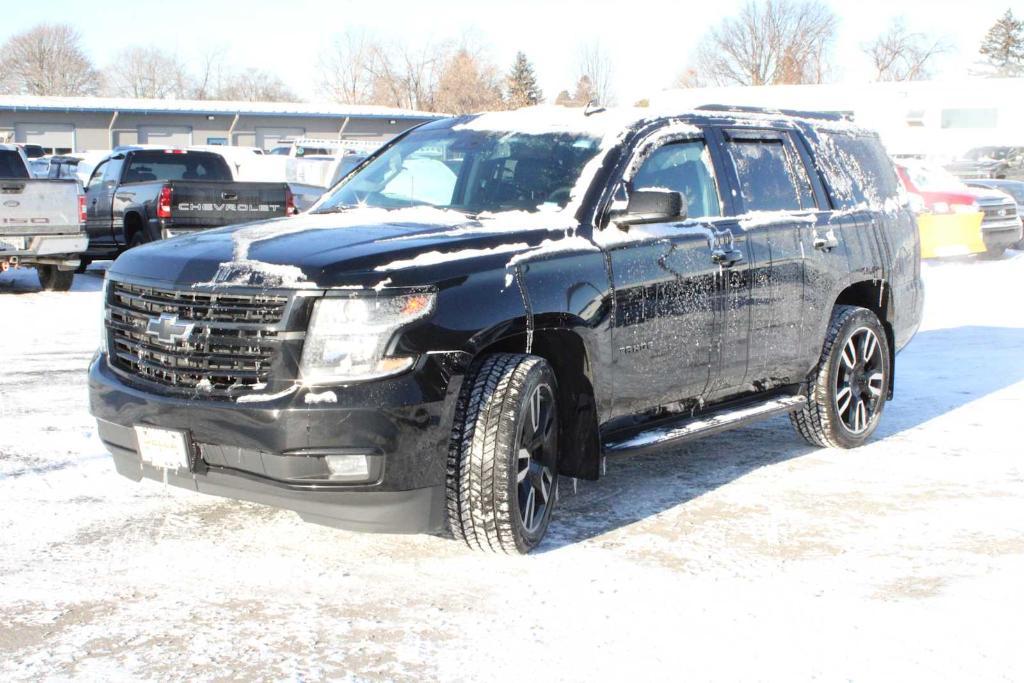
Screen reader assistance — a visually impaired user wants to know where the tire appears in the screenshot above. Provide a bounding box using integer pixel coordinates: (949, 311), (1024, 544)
(791, 305), (890, 449)
(981, 247), (1006, 259)
(75, 258), (91, 274)
(36, 265), (74, 292)
(447, 353), (559, 554)
(128, 230), (146, 249)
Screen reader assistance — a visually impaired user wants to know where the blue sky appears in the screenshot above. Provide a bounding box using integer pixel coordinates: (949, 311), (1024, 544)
(3, 0), (1013, 104)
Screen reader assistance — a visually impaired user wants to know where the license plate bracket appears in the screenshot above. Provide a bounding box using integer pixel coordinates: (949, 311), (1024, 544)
(135, 425), (192, 471)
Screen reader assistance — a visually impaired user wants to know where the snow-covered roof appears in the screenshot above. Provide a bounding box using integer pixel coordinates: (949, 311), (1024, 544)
(0, 95), (442, 120)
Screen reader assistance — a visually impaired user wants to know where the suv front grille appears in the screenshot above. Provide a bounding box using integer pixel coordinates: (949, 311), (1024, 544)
(981, 203), (1017, 220)
(106, 281), (289, 395)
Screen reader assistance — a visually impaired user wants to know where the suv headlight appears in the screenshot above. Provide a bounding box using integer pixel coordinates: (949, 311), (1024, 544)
(299, 293), (435, 384)
(952, 202), (980, 214)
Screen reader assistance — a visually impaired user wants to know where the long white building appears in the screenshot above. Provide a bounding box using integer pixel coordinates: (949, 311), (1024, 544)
(651, 78), (1024, 160)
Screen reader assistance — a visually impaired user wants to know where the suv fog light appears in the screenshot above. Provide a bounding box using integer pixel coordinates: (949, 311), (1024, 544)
(325, 454), (369, 478)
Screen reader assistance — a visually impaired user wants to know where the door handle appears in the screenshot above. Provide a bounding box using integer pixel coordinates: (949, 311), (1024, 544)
(712, 248), (745, 267)
(813, 233), (839, 251)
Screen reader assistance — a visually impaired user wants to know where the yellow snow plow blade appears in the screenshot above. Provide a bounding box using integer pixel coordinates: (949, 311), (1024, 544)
(918, 212), (985, 259)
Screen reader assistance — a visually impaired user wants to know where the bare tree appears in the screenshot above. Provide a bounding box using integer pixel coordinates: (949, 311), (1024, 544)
(364, 41), (449, 111)
(694, 0), (838, 86)
(434, 48), (504, 114)
(554, 76), (596, 108)
(192, 47), (228, 100)
(318, 30), (377, 104)
(577, 41), (614, 105)
(219, 68), (296, 102)
(863, 19), (951, 81)
(0, 23), (100, 96)
(106, 46), (192, 98)
(673, 67), (706, 89)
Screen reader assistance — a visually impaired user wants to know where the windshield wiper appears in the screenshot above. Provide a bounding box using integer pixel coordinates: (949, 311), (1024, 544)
(313, 204), (361, 214)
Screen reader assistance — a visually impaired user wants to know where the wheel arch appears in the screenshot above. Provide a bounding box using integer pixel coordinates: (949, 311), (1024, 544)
(834, 279), (896, 399)
(122, 211), (144, 245)
(470, 325), (602, 480)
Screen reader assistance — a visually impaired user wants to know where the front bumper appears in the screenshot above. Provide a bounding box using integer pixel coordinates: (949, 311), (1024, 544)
(981, 218), (1023, 251)
(89, 351), (469, 533)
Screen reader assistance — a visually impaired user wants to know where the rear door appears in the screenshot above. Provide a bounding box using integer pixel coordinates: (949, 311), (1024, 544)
(715, 127), (817, 389)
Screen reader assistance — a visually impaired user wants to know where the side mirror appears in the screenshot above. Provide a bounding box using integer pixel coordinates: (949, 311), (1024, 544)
(609, 189), (686, 229)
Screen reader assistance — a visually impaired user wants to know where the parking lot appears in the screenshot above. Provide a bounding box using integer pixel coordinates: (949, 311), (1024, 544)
(1, 253), (1022, 681)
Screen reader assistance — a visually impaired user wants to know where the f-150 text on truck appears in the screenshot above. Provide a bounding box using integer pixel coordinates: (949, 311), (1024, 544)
(89, 106), (924, 553)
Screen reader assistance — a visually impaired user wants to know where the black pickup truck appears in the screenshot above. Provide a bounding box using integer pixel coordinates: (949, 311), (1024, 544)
(89, 106), (923, 553)
(83, 148), (293, 262)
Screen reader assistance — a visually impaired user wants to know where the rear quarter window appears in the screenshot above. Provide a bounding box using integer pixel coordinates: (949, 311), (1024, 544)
(807, 131), (900, 210)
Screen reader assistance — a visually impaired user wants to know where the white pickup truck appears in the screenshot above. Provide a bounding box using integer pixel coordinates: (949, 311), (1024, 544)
(0, 144), (87, 291)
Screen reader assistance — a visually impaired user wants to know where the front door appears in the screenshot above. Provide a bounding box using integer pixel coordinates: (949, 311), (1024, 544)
(84, 156), (123, 249)
(605, 134), (747, 418)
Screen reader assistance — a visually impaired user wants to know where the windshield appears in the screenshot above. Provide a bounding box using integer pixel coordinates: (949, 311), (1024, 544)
(906, 164), (968, 192)
(990, 183), (1024, 203)
(315, 126), (604, 215)
(965, 147), (1010, 161)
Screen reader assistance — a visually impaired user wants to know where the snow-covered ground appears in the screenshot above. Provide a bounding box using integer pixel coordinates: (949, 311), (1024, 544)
(2, 255), (1024, 681)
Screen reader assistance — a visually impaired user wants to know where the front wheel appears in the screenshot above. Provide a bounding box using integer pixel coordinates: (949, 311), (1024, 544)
(791, 306), (890, 449)
(36, 265), (74, 292)
(447, 353), (559, 554)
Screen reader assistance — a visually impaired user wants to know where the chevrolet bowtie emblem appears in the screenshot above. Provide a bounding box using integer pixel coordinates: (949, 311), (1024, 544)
(146, 313), (195, 344)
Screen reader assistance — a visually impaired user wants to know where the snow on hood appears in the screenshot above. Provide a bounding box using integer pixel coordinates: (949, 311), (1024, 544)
(110, 206), (586, 290)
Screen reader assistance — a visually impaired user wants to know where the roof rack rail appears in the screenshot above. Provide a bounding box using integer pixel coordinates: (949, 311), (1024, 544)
(695, 104), (853, 123)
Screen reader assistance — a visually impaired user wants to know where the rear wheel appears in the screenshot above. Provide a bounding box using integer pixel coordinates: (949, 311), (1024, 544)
(981, 246), (1006, 259)
(447, 353), (559, 554)
(36, 265), (74, 292)
(791, 306), (890, 449)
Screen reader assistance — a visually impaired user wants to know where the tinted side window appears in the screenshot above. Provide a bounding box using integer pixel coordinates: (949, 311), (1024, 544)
(103, 158), (124, 184)
(632, 140), (721, 219)
(725, 138), (815, 212)
(808, 132), (900, 209)
(0, 151), (29, 179)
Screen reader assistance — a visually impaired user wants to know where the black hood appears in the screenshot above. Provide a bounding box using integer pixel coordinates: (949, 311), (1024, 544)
(109, 208), (578, 289)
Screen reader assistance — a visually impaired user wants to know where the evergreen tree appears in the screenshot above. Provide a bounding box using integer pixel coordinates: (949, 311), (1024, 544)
(505, 51), (543, 109)
(979, 9), (1024, 76)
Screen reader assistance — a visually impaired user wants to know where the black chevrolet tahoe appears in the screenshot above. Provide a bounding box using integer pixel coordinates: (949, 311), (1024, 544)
(88, 106), (924, 553)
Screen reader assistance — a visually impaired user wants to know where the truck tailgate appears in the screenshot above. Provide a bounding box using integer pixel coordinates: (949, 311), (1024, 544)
(167, 181), (290, 228)
(0, 178), (82, 236)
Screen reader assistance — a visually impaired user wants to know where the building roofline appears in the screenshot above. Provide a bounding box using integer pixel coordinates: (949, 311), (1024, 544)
(0, 95), (442, 120)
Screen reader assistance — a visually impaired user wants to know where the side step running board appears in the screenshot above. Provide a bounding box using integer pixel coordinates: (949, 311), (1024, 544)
(602, 395), (807, 457)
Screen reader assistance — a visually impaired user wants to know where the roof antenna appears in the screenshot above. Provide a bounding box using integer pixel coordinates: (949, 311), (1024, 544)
(584, 100), (606, 117)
